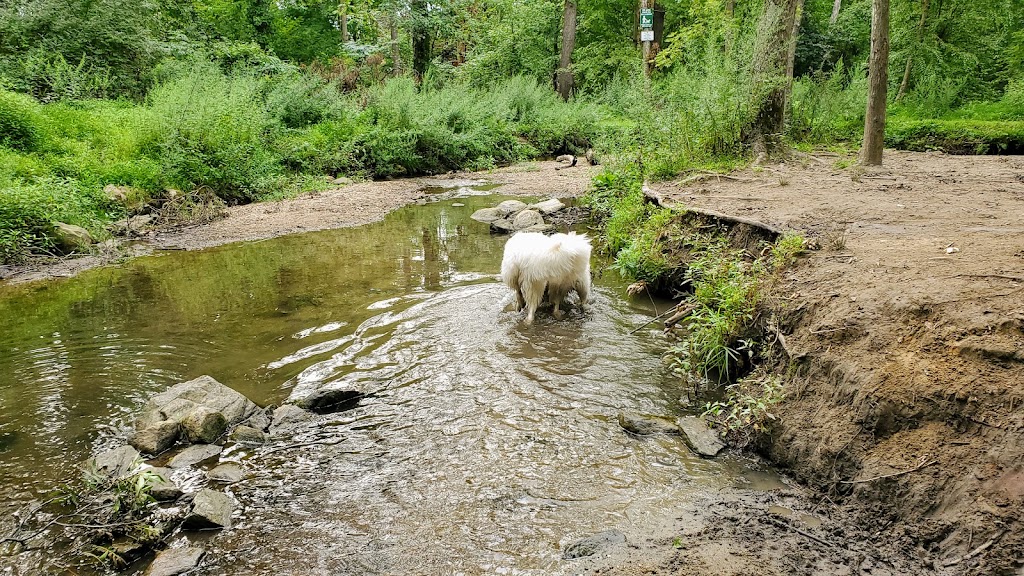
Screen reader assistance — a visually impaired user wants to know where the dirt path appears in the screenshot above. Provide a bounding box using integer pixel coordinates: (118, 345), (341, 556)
(641, 150), (1024, 575)
(0, 161), (601, 284)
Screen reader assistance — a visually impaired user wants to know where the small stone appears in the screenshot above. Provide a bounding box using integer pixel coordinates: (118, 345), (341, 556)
(495, 200), (529, 216)
(145, 467), (183, 501)
(528, 199), (566, 214)
(146, 546), (205, 576)
(184, 489), (233, 529)
(451, 202), (465, 207)
(617, 412), (681, 436)
(512, 210), (545, 230)
(87, 445), (141, 479)
(103, 184), (129, 203)
(168, 444), (222, 469)
(229, 425), (266, 445)
(51, 222), (95, 253)
(677, 416), (726, 458)
(470, 207), (503, 223)
(562, 530), (626, 559)
(130, 420), (180, 455)
(331, 176), (354, 185)
(181, 406), (228, 444)
(207, 462), (244, 484)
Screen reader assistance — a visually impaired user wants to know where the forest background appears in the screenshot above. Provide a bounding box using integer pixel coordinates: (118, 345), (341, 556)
(0, 0), (1021, 262)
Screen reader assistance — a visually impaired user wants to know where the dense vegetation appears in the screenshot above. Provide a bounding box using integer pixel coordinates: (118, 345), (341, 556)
(0, 0), (1022, 263)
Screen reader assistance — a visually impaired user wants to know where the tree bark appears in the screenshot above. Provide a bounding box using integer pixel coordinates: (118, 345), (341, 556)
(726, 0), (735, 17)
(784, 0), (806, 120)
(830, 0), (841, 25)
(895, 0), (928, 101)
(556, 0), (577, 100)
(411, 0), (430, 81)
(390, 15), (402, 75)
(339, 1), (349, 43)
(861, 0), (890, 165)
(749, 0), (801, 162)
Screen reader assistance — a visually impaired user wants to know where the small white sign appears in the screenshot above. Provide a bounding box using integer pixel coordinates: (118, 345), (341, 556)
(640, 30), (654, 41)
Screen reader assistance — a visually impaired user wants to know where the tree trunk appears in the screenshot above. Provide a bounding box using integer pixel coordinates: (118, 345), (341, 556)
(390, 15), (402, 75)
(411, 0), (430, 81)
(726, 0), (735, 17)
(749, 0), (801, 162)
(895, 0), (928, 101)
(338, 1), (349, 43)
(830, 0), (841, 25)
(861, 0), (890, 165)
(784, 0), (806, 118)
(556, 0), (577, 100)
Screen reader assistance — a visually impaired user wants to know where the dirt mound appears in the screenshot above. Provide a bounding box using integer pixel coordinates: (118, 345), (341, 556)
(647, 150), (1024, 575)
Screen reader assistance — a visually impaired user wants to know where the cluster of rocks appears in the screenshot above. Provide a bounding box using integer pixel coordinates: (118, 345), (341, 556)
(470, 198), (568, 233)
(83, 375), (327, 575)
(616, 412), (726, 458)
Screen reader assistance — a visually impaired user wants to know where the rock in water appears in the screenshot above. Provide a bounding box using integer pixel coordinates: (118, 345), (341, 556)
(617, 412), (681, 436)
(489, 218), (515, 233)
(87, 445), (142, 479)
(146, 547), (205, 576)
(229, 425), (266, 445)
(495, 200), (528, 217)
(130, 419), (180, 455)
(270, 404), (313, 435)
(168, 444), (222, 469)
(528, 199), (566, 215)
(51, 222), (94, 253)
(562, 530), (627, 559)
(512, 209), (545, 231)
(207, 462), (244, 484)
(145, 467), (183, 501)
(291, 387), (360, 414)
(470, 207), (503, 223)
(181, 406), (228, 444)
(184, 489), (234, 529)
(677, 416), (726, 458)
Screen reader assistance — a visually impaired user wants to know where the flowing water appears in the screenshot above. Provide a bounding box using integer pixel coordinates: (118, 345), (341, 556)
(0, 192), (783, 575)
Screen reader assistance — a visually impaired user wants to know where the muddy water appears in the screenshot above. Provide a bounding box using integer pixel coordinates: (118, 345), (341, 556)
(0, 193), (781, 575)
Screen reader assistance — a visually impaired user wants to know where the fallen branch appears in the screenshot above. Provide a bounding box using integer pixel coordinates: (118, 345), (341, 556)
(663, 302), (698, 329)
(630, 303), (685, 335)
(679, 172), (758, 185)
(942, 530), (1006, 566)
(765, 517), (837, 549)
(840, 459), (937, 484)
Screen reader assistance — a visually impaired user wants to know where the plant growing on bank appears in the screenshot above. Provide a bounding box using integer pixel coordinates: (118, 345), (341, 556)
(702, 375), (785, 447)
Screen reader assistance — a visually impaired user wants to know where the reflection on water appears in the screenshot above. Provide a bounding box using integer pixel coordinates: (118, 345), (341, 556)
(0, 194), (782, 575)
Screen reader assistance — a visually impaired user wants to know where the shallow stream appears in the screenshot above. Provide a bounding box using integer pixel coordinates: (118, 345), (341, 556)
(0, 190), (784, 574)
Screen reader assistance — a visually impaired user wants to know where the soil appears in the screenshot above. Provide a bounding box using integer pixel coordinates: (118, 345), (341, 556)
(0, 160), (601, 284)
(641, 150), (1024, 575)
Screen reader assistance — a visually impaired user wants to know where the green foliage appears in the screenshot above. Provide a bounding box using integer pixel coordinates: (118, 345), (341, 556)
(702, 375), (785, 444)
(885, 117), (1024, 154)
(0, 90), (44, 150)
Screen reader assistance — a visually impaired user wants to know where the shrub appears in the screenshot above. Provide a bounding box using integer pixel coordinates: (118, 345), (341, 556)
(0, 90), (44, 150)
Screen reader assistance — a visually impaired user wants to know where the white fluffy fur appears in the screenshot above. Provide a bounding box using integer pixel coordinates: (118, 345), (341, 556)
(500, 231), (592, 324)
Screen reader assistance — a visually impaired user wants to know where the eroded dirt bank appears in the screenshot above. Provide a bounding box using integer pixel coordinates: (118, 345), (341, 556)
(0, 161), (601, 285)
(640, 151), (1024, 575)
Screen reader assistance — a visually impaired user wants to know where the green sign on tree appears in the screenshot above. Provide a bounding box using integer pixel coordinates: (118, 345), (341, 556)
(640, 8), (654, 29)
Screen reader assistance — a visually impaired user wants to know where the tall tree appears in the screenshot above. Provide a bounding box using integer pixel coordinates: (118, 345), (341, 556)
(861, 0), (890, 165)
(556, 0), (577, 99)
(829, 0), (841, 24)
(895, 0), (928, 101)
(411, 0), (430, 80)
(748, 0), (801, 161)
(339, 1), (350, 42)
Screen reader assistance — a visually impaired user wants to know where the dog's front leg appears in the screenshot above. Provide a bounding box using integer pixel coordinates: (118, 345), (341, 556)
(514, 287), (526, 311)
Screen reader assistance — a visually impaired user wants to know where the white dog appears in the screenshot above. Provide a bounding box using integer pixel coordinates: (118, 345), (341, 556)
(500, 232), (592, 324)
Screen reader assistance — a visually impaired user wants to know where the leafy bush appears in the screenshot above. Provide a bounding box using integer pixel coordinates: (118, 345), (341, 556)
(0, 90), (44, 150)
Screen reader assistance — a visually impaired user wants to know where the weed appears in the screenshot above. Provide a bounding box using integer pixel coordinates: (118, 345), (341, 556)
(702, 374), (785, 447)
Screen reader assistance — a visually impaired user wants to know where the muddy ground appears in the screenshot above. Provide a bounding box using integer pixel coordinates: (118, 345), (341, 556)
(641, 150), (1024, 575)
(0, 161), (601, 284)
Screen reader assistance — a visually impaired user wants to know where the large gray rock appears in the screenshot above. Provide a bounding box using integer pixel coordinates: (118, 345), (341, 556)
(103, 184), (130, 203)
(495, 200), (528, 216)
(129, 420), (180, 455)
(133, 376), (258, 452)
(229, 425), (266, 445)
(270, 404), (313, 434)
(145, 467), (183, 501)
(146, 546), (204, 576)
(184, 489), (233, 529)
(677, 416), (726, 458)
(207, 462), (244, 484)
(52, 222), (94, 253)
(470, 207), (503, 223)
(291, 387), (360, 414)
(489, 218), (515, 233)
(181, 406), (227, 444)
(242, 407), (272, 432)
(528, 199), (566, 215)
(512, 209), (545, 231)
(562, 530), (626, 559)
(168, 444), (222, 469)
(286, 380), (361, 417)
(87, 445), (141, 479)
(617, 412), (681, 436)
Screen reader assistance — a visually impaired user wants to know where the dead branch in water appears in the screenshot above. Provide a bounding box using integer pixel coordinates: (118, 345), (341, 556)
(663, 302), (698, 329)
(840, 458), (937, 484)
(630, 303), (685, 334)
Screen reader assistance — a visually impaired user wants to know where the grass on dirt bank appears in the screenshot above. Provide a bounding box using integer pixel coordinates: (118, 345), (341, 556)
(0, 66), (605, 264)
(583, 164), (804, 440)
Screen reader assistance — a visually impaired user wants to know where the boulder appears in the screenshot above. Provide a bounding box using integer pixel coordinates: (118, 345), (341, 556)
(677, 416), (726, 458)
(495, 200), (528, 217)
(229, 425), (267, 445)
(617, 412), (681, 436)
(241, 407), (272, 432)
(103, 184), (130, 203)
(270, 404), (313, 434)
(168, 444), (222, 469)
(522, 223), (553, 233)
(52, 222), (95, 253)
(512, 209), (545, 231)
(528, 199), (566, 215)
(207, 462), (244, 484)
(146, 547), (205, 576)
(489, 218), (515, 233)
(130, 420), (180, 455)
(470, 207), (503, 223)
(145, 467), (182, 501)
(181, 406), (228, 444)
(87, 445), (141, 479)
(291, 387), (360, 414)
(184, 489), (233, 529)
(562, 530), (626, 559)
(286, 380), (361, 416)
(331, 176), (354, 185)
(142, 376), (258, 426)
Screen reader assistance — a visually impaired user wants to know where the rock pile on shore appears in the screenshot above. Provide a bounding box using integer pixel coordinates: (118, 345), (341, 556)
(470, 198), (567, 233)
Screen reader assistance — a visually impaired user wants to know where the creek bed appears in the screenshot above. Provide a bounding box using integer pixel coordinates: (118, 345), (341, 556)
(0, 192), (784, 575)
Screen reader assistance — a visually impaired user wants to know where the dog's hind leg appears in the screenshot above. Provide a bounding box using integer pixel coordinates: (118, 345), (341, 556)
(548, 284), (569, 319)
(514, 287), (526, 311)
(523, 280), (546, 325)
(575, 276), (591, 309)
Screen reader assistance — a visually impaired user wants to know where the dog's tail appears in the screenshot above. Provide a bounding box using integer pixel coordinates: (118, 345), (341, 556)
(549, 232), (591, 256)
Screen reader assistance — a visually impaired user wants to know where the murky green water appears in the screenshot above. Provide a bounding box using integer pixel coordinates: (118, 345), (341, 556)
(0, 193), (781, 575)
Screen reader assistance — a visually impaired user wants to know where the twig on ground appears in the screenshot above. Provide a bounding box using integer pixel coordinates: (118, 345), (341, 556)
(840, 458), (937, 484)
(942, 530), (1005, 566)
(765, 517), (837, 549)
(810, 325), (855, 335)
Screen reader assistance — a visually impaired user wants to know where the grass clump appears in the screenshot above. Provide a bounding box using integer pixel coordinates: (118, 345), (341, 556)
(702, 374), (785, 447)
